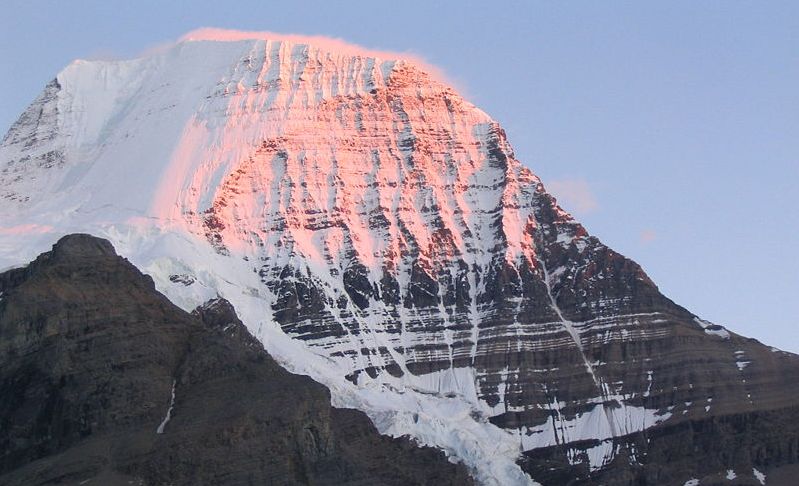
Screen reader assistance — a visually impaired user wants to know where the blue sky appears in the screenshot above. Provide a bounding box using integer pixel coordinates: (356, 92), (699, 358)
(2, 1), (797, 352)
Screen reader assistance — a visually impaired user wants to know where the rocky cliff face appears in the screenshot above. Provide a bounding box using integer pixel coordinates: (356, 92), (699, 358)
(1, 31), (798, 485)
(0, 234), (473, 485)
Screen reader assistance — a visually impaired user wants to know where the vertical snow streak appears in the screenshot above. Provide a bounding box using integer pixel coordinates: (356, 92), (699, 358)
(156, 379), (177, 434)
(538, 258), (619, 439)
(539, 259), (598, 385)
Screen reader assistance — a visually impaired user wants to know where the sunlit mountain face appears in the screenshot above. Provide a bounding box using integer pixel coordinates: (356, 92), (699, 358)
(2, 30), (798, 485)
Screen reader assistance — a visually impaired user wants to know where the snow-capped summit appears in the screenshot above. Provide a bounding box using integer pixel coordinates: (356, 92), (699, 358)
(2, 31), (798, 485)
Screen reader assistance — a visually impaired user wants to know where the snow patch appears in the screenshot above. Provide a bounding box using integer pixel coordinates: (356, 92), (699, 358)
(753, 467), (766, 485)
(156, 379), (176, 434)
(694, 317), (730, 339)
(520, 396), (671, 453)
(583, 440), (615, 471)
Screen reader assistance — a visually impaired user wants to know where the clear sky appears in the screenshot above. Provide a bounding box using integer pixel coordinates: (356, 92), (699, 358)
(2, 1), (797, 352)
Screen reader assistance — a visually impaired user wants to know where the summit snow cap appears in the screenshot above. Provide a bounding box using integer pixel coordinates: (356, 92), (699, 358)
(178, 27), (455, 86)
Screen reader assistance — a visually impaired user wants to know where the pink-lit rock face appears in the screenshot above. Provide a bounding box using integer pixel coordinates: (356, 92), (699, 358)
(197, 54), (540, 268)
(3, 34), (798, 484)
(161, 39), (585, 388)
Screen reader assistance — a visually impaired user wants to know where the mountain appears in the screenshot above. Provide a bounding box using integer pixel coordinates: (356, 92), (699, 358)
(1, 31), (798, 485)
(0, 233), (473, 485)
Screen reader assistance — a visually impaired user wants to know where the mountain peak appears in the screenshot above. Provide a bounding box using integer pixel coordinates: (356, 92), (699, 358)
(177, 27), (447, 73)
(51, 233), (117, 258)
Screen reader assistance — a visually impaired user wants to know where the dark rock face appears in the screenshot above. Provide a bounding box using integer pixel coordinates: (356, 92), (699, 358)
(0, 234), (473, 485)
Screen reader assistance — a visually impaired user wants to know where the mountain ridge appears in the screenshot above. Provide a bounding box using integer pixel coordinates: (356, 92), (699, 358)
(1, 34), (798, 485)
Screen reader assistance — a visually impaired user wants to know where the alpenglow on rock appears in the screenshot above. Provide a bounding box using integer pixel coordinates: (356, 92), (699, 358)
(1, 29), (798, 485)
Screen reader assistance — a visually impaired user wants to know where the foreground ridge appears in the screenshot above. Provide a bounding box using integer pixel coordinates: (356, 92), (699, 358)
(0, 234), (473, 485)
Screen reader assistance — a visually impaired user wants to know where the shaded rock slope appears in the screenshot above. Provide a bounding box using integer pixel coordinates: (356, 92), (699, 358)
(0, 233), (473, 486)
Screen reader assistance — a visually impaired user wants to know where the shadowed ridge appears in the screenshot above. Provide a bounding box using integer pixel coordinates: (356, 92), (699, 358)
(0, 233), (474, 486)
(51, 233), (117, 258)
